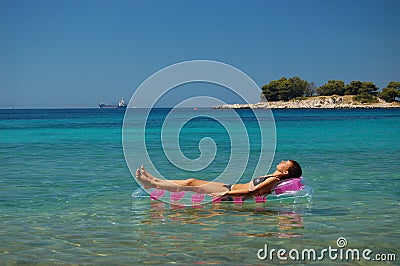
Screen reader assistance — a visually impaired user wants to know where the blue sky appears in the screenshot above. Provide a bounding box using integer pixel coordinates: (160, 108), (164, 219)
(1, 0), (399, 108)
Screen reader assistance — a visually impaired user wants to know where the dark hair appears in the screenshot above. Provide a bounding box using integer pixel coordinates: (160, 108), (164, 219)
(275, 160), (302, 180)
(287, 160), (302, 179)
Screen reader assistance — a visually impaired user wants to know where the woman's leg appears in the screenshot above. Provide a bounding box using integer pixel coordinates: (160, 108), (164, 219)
(140, 165), (209, 186)
(136, 166), (229, 194)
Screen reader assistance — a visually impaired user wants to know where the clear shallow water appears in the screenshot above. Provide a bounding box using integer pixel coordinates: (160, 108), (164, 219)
(1, 108), (399, 265)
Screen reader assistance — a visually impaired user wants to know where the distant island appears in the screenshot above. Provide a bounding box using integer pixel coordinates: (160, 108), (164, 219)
(213, 95), (400, 109)
(213, 77), (400, 109)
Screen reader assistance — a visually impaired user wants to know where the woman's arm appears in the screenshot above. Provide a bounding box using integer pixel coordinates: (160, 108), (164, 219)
(225, 188), (252, 197)
(211, 176), (280, 198)
(248, 176), (280, 192)
(225, 176), (279, 196)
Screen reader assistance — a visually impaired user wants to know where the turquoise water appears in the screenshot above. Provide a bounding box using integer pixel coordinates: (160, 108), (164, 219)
(1, 108), (399, 265)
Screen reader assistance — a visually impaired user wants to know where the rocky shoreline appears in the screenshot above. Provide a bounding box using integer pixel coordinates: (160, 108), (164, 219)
(213, 96), (400, 109)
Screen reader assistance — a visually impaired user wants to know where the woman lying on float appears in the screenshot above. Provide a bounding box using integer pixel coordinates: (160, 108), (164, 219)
(135, 160), (302, 201)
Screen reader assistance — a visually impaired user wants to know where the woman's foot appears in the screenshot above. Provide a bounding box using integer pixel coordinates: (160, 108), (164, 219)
(135, 168), (154, 189)
(140, 165), (157, 181)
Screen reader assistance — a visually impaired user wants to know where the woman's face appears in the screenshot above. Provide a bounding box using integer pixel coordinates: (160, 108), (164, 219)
(277, 160), (292, 173)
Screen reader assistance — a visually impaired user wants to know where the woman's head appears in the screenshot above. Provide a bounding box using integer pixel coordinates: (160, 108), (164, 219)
(276, 160), (302, 179)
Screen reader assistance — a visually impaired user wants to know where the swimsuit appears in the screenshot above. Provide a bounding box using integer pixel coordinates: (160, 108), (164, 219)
(252, 176), (268, 186)
(224, 175), (272, 191)
(223, 184), (233, 191)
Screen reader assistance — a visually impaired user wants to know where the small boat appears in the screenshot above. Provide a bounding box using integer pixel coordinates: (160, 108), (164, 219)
(99, 98), (127, 108)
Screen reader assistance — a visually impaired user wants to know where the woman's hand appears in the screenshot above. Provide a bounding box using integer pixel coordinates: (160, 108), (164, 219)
(209, 191), (227, 199)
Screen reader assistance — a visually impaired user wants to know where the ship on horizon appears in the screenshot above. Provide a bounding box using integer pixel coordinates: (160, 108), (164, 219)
(99, 98), (127, 108)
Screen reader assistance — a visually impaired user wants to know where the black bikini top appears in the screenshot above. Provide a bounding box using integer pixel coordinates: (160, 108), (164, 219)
(252, 175), (272, 186)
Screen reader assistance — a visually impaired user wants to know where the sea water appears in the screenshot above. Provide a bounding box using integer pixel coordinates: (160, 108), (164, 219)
(1, 108), (399, 265)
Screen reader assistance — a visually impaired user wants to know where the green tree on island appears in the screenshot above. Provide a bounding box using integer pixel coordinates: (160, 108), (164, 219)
(316, 80), (345, 96)
(315, 80), (379, 103)
(262, 77), (308, 101)
(262, 77), (399, 104)
(379, 81), (400, 102)
(345, 81), (363, 95)
(345, 81), (379, 103)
